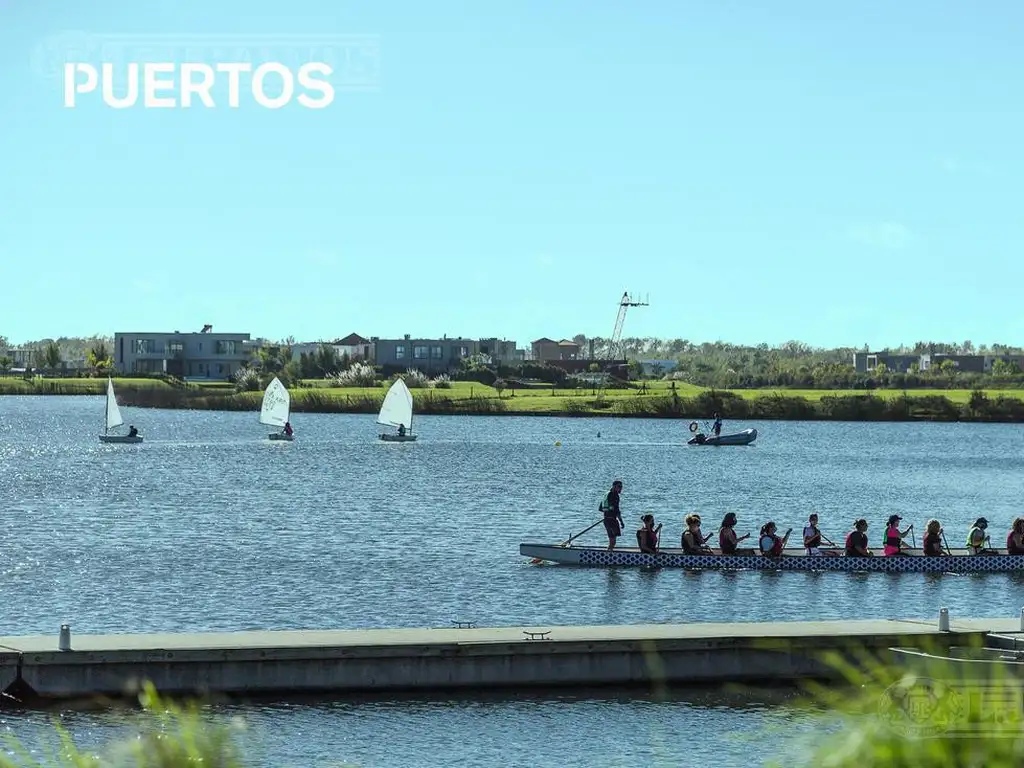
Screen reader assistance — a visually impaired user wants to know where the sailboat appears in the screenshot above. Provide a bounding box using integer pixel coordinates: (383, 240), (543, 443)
(99, 378), (143, 443)
(261, 376), (294, 441)
(378, 378), (417, 442)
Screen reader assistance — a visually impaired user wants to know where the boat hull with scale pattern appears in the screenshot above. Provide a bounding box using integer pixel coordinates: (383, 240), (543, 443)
(520, 544), (1024, 573)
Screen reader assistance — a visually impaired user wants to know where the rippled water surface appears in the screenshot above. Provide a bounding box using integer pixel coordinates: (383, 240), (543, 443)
(1, 396), (1022, 765)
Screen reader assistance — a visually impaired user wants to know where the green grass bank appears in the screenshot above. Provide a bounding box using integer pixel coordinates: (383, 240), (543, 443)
(4, 376), (1024, 423)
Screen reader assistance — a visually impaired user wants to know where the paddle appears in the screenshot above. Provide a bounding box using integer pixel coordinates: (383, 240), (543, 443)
(941, 530), (952, 556)
(530, 519), (603, 564)
(910, 525), (916, 549)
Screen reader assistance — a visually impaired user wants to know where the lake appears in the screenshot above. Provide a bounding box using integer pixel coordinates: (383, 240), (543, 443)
(1, 396), (1021, 765)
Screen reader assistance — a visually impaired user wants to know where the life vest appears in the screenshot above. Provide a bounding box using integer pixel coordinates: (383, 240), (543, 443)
(719, 527), (737, 555)
(636, 527), (657, 552)
(682, 530), (704, 554)
(1007, 531), (1024, 555)
(966, 526), (985, 549)
(760, 533), (782, 557)
(923, 532), (942, 556)
(599, 492), (618, 517)
(884, 526), (902, 548)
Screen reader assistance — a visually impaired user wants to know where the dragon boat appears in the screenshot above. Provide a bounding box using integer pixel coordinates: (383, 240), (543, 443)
(520, 544), (1024, 574)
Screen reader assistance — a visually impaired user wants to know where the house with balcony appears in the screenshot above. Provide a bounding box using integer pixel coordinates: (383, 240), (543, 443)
(375, 335), (478, 374)
(114, 327), (252, 379)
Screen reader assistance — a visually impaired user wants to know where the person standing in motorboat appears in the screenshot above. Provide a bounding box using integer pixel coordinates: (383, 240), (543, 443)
(636, 514), (662, 554)
(883, 514), (913, 556)
(599, 480), (625, 551)
(1007, 518), (1024, 555)
(718, 512), (751, 554)
(966, 517), (996, 554)
(803, 513), (839, 557)
(712, 412), (722, 438)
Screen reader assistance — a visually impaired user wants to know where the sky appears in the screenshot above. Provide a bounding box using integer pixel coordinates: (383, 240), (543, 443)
(1, 1), (1021, 349)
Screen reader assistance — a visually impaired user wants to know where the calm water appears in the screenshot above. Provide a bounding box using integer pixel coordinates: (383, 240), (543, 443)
(1, 396), (1022, 765)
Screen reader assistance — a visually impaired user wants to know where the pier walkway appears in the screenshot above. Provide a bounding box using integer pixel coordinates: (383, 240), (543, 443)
(2, 617), (1021, 702)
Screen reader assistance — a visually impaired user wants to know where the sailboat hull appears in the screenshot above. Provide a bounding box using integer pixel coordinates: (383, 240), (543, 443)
(379, 433), (417, 442)
(268, 433), (294, 441)
(99, 435), (143, 444)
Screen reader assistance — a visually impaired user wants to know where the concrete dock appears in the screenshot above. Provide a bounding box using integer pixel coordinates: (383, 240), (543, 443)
(1, 617), (1022, 703)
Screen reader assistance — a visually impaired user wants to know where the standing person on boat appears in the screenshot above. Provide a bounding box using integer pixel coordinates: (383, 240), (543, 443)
(712, 412), (722, 438)
(802, 513), (838, 557)
(966, 517), (995, 554)
(718, 512), (751, 555)
(599, 480), (625, 551)
(758, 521), (791, 558)
(923, 519), (945, 556)
(883, 514), (912, 556)
(681, 513), (713, 553)
(844, 519), (873, 557)
(636, 514), (662, 554)
(1007, 518), (1024, 555)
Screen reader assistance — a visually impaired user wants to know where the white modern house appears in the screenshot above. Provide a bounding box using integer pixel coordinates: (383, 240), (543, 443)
(114, 325), (252, 379)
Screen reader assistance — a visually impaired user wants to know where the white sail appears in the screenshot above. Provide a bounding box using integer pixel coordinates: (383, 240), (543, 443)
(377, 378), (413, 429)
(105, 378), (124, 432)
(260, 376), (291, 427)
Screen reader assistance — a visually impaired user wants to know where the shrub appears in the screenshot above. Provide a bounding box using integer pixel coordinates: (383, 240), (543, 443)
(233, 366), (261, 393)
(430, 373), (453, 389)
(395, 368), (430, 388)
(332, 361), (378, 387)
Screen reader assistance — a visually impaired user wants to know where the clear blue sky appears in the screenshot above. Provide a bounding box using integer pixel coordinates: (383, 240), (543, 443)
(1, 1), (1021, 349)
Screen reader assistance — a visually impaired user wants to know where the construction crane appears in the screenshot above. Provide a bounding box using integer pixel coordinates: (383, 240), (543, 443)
(598, 291), (649, 399)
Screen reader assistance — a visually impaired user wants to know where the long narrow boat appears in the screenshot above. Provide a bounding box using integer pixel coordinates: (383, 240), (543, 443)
(520, 543), (1024, 573)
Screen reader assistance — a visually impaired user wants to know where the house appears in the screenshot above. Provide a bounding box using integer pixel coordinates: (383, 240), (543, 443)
(0, 347), (36, 369)
(852, 351), (921, 374)
(114, 326), (252, 379)
(476, 337), (518, 364)
(921, 353), (1024, 374)
(532, 338), (581, 361)
(333, 333), (375, 361)
(375, 335), (478, 373)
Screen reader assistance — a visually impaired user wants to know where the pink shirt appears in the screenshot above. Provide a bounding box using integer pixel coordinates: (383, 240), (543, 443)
(883, 525), (902, 556)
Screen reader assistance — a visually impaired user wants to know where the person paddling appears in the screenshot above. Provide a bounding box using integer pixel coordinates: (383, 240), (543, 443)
(599, 480), (625, 551)
(636, 514), (662, 554)
(718, 512), (751, 555)
(883, 514), (912, 556)
(803, 513), (839, 557)
(758, 521), (791, 558)
(682, 513), (713, 554)
(966, 517), (995, 554)
(923, 519), (945, 556)
(1008, 518), (1024, 555)
(844, 519), (873, 557)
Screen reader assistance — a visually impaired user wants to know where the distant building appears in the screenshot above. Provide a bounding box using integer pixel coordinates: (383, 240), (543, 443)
(114, 327), (252, 379)
(477, 337), (518, 364)
(852, 351), (921, 374)
(374, 335), (478, 373)
(290, 334), (375, 364)
(532, 338), (581, 361)
(639, 359), (677, 376)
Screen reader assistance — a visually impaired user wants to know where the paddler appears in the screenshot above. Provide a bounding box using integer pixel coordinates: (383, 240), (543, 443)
(599, 480), (625, 551)
(966, 517), (995, 554)
(636, 514), (661, 554)
(802, 513), (839, 557)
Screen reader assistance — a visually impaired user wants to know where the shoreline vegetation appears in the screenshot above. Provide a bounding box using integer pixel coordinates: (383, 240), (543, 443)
(5, 376), (1024, 423)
